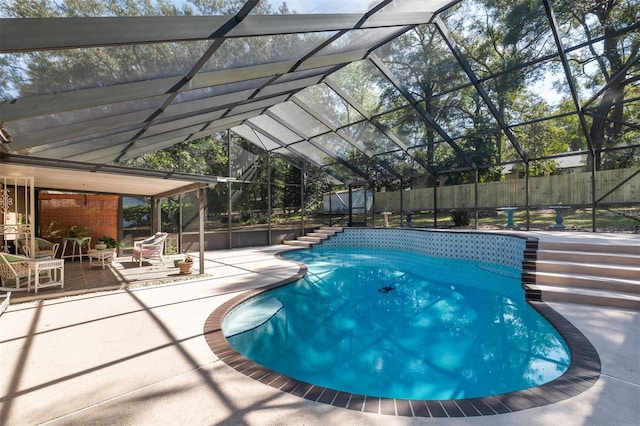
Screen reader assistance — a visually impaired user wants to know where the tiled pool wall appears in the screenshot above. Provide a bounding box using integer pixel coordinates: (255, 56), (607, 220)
(319, 228), (527, 270)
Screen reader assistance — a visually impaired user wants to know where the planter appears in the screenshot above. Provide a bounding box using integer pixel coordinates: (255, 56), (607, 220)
(173, 258), (183, 268)
(178, 261), (193, 275)
(95, 243), (107, 250)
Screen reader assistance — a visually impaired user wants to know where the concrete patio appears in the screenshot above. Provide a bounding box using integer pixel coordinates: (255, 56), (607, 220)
(0, 234), (638, 425)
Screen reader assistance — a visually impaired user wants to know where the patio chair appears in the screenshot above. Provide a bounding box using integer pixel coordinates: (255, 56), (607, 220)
(132, 232), (168, 267)
(17, 237), (60, 259)
(0, 252), (33, 289)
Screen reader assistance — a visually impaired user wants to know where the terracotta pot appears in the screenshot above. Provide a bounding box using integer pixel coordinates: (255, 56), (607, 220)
(178, 261), (193, 275)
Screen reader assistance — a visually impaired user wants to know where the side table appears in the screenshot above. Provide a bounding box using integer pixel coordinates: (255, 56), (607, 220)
(62, 237), (91, 263)
(88, 249), (115, 269)
(28, 258), (64, 293)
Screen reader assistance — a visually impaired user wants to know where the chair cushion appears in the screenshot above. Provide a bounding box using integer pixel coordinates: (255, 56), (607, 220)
(142, 232), (166, 244)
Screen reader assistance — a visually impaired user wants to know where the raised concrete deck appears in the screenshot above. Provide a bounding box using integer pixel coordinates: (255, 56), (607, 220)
(0, 232), (638, 425)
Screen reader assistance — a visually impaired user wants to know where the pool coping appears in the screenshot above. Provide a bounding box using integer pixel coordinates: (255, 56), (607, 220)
(203, 252), (601, 418)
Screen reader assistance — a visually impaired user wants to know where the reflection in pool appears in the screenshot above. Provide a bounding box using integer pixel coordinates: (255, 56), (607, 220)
(223, 247), (570, 400)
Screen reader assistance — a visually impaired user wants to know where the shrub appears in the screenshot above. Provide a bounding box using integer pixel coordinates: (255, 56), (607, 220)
(450, 209), (471, 227)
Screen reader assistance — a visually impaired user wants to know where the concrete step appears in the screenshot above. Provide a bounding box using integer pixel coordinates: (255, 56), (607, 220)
(537, 249), (640, 266)
(282, 240), (312, 248)
(538, 241), (639, 256)
(535, 259), (640, 280)
(533, 271), (640, 294)
(317, 226), (343, 235)
(306, 232), (330, 240)
(534, 284), (640, 310)
(297, 236), (323, 244)
(282, 227), (342, 249)
(533, 239), (640, 309)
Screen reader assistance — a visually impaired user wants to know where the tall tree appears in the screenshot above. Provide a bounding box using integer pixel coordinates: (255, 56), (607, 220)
(455, 0), (554, 163)
(376, 23), (468, 174)
(555, 0), (640, 170)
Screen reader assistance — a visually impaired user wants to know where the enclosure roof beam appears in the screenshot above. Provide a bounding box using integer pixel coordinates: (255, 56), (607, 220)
(0, 52), (365, 123)
(288, 94), (398, 177)
(113, 1), (260, 163)
(582, 55), (640, 110)
(322, 80), (404, 179)
(0, 12), (435, 53)
(243, 121), (363, 183)
(542, 0), (595, 157)
(323, 79), (435, 174)
(334, 129), (403, 180)
(368, 54), (476, 169)
(263, 108), (384, 182)
(433, 16), (529, 164)
(583, 112), (640, 131)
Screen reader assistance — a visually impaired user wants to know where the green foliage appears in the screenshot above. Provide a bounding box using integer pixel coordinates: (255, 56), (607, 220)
(67, 225), (88, 238)
(450, 209), (471, 227)
(40, 221), (62, 240)
(553, 0), (639, 170)
(123, 134), (228, 176)
(99, 235), (120, 249)
(122, 204), (150, 228)
(439, 128), (503, 184)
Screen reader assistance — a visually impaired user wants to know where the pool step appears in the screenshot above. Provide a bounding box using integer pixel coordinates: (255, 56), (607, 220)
(305, 232), (331, 240)
(316, 226), (343, 235)
(533, 284), (640, 310)
(282, 226), (344, 248)
(529, 240), (640, 309)
(282, 239), (312, 248)
(535, 259), (639, 280)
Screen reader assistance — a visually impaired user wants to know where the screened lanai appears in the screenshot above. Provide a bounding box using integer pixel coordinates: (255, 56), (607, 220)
(1, 0), (639, 239)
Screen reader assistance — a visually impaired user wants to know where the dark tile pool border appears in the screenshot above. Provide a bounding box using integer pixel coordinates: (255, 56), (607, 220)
(203, 257), (601, 417)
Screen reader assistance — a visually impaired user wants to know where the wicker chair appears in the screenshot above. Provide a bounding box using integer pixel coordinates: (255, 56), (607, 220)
(17, 237), (60, 259)
(0, 253), (33, 289)
(132, 232), (168, 267)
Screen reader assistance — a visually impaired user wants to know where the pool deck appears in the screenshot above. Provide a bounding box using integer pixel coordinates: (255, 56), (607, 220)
(0, 231), (638, 425)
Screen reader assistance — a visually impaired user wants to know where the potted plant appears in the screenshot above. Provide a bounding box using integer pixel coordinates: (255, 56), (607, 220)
(67, 225), (89, 239)
(99, 235), (120, 255)
(178, 255), (193, 275)
(67, 225), (91, 253)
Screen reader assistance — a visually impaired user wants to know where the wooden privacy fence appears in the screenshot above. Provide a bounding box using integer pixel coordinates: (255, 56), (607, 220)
(374, 167), (640, 212)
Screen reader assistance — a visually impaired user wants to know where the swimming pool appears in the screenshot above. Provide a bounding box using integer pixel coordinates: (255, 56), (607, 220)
(205, 229), (601, 417)
(222, 246), (570, 400)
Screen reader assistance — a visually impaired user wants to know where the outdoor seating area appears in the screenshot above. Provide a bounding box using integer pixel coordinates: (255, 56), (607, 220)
(0, 252), (65, 294)
(16, 237), (60, 259)
(3, 251), (194, 304)
(132, 232), (168, 267)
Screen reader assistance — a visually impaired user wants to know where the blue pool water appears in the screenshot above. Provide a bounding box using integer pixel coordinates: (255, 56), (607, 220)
(223, 247), (570, 400)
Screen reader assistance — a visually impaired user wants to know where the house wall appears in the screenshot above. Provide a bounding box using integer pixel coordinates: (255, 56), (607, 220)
(38, 193), (119, 250)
